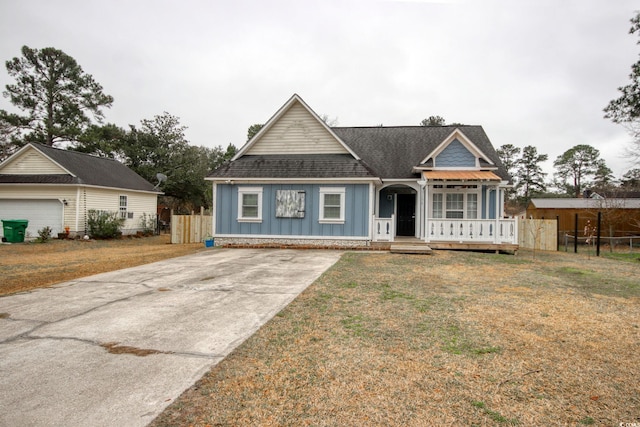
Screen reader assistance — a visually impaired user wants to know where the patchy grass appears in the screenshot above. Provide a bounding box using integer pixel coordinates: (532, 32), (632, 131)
(0, 235), (205, 296)
(152, 249), (640, 426)
(602, 251), (640, 263)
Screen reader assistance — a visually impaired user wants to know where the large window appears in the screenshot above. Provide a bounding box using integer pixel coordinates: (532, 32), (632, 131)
(319, 187), (345, 223)
(237, 187), (263, 222)
(446, 193), (464, 218)
(431, 187), (479, 219)
(119, 195), (128, 219)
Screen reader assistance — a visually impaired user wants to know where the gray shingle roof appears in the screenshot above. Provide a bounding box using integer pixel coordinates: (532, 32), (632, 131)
(209, 125), (511, 182)
(333, 126), (510, 180)
(208, 154), (377, 179)
(0, 144), (158, 192)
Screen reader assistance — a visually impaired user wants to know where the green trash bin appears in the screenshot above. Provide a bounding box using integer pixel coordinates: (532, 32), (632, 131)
(2, 219), (29, 243)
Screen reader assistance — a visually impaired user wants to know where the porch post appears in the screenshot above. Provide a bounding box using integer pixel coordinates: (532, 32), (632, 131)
(424, 180), (430, 243)
(369, 183), (376, 242)
(494, 183), (500, 243)
(418, 179), (426, 240)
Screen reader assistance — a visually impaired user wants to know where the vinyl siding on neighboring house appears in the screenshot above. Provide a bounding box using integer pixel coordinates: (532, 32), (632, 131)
(216, 183), (370, 238)
(245, 103), (350, 155)
(2, 150), (67, 174)
(0, 185), (76, 228)
(85, 187), (157, 233)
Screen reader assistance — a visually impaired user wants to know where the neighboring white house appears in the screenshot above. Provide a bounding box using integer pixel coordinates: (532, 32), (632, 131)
(0, 143), (161, 238)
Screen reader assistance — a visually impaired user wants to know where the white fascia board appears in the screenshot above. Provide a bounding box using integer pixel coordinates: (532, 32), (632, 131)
(420, 128), (494, 166)
(0, 183), (163, 195)
(0, 143), (75, 176)
(30, 143), (78, 175)
(412, 165), (498, 172)
(0, 144), (30, 170)
(207, 177), (382, 185)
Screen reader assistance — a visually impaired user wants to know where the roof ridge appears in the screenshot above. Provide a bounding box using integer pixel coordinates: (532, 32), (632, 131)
(331, 125), (481, 129)
(33, 143), (121, 163)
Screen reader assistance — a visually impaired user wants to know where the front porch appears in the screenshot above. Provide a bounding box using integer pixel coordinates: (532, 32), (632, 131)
(373, 217), (519, 253)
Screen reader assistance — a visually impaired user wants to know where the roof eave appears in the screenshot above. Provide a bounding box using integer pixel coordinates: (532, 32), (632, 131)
(206, 176), (382, 185)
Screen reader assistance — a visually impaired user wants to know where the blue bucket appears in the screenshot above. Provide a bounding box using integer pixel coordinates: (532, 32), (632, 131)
(204, 238), (214, 248)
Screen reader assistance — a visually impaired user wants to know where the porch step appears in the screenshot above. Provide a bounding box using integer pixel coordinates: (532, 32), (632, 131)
(390, 244), (433, 255)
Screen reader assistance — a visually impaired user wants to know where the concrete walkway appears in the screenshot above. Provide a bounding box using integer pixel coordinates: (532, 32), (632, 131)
(0, 248), (342, 427)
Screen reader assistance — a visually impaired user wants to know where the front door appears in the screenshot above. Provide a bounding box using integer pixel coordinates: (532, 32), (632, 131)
(396, 193), (416, 236)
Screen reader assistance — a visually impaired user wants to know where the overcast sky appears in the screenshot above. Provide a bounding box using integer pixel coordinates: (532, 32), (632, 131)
(1, 0), (638, 179)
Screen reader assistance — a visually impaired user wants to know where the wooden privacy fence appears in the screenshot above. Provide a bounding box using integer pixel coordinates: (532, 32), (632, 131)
(518, 218), (557, 251)
(170, 209), (212, 244)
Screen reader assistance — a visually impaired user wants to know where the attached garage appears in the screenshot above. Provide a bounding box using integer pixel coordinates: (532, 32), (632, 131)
(0, 199), (63, 238)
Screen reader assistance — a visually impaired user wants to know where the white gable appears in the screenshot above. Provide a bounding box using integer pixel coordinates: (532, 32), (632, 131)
(0, 146), (68, 174)
(237, 95), (356, 158)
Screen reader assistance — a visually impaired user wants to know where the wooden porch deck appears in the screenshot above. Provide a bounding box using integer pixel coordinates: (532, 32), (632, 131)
(376, 237), (518, 255)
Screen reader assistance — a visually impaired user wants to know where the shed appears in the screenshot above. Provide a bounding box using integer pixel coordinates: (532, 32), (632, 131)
(526, 198), (640, 238)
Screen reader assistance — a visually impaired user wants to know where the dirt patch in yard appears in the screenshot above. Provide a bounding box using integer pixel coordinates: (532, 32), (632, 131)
(152, 249), (640, 426)
(0, 235), (204, 296)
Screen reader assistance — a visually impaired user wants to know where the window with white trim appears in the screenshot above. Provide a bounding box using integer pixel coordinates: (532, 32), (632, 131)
(237, 187), (263, 222)
(446, 193), (464, 219)
(319, 187), (345, 223)
(119, 195), (128, 219)
(431, 187), (480, 219)
(431, 193), (443, 218)
(466, 193), (478, 219)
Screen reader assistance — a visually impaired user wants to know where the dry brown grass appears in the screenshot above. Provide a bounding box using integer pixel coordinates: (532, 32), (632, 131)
(0, 234), (204, 296)
(152, 249), (640, 426)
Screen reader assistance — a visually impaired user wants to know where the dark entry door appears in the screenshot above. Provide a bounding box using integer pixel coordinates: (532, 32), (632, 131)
(396, 194), (416, 236)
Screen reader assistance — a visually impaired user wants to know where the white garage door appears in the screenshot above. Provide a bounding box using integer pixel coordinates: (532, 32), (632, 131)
(0, 199), (63, 239)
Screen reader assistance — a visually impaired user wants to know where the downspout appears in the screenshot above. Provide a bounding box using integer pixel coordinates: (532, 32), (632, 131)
(75, 187), (81, 235)
(211, 182), (217, 238)
(369, 182), (376, 244)
(424, 178), (430, 243)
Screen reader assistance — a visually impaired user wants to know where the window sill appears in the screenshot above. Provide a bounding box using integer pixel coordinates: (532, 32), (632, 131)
(237, 218), (263, 223)
(319, 219), (345, 224)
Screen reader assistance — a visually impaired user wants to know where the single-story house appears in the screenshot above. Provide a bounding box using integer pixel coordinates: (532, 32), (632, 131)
(0, 143), (161, 238)
(527, 198), (640, 237)
(207, 94), (516, 250)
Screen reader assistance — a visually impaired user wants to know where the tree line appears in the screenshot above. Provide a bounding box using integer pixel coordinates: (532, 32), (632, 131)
(495, 11), (640, 213)
(0, 46), (236, 212)
(495, 142), (640, 213)
(3, 10), (640, 214)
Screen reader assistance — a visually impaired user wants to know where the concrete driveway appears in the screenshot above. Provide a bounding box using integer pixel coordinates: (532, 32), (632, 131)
(0, 248), (342, 427)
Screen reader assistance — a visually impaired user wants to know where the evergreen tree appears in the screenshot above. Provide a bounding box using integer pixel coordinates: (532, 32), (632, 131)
(604, 11), (640, 166)
(496, 144), (521, 203)
(553, 145), (602, 197)
(516, 146), (548, 204)
(0, 46), (113, 148)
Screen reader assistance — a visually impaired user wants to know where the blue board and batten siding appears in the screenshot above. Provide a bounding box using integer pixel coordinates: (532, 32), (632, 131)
(216, 184), (370, 237)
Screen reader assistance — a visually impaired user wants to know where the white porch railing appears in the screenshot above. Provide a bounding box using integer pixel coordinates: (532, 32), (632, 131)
(373, 215), (394, 241)
(427, 219), (517, 244)
(373, 217), (518, 244)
